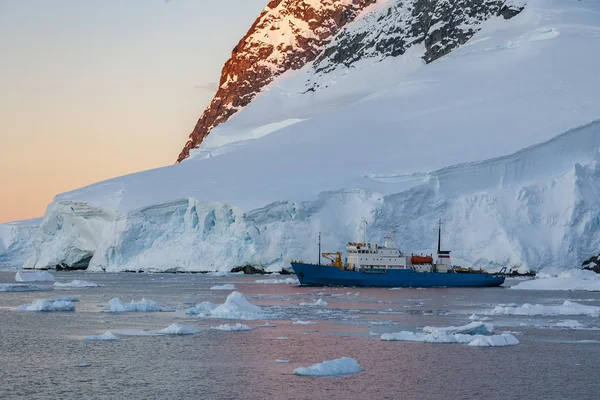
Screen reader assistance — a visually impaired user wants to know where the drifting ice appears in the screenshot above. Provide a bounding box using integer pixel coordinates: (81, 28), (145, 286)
(106, 298), (169, 312)
(211, 323), (252, 331)
(487, 301), (600, 317)
(83, 332), (119, 342)
(186, 301), (218, 317)
(210, 284), (236, 290)
(15, 299), (75, 312)
(294, 357), (363, 377)
(156, 323), (200, 335)
(299, 299), (328, 307)
(208, 291), (266, 320)
(54, 280), (101, 288)
(0, 284), (53, 292)
(423, 322), (494, 335)
(510, 270), (600, 292)
(255, 278), (299, 284)
(381, 331), (519, 347)
(15, 271), (54, 282)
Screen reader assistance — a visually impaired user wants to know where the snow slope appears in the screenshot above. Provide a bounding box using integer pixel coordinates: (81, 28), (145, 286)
(2, 0), (600, 272)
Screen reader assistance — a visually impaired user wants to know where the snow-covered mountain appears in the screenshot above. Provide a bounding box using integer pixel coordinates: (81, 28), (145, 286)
(2, 0), (600, 273)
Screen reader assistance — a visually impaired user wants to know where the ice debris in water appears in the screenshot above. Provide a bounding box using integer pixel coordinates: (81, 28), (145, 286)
(83, 332), (119, 342)
(254, 278), (299, 284)
(106, 298), (170, 312)
(210, 284), (236, 290)
(205, 291), (266, 320)
(553, 320), (589, 330)
(487, 301), (600, 317)
(156, 323), (200, 335)
(277, 337), (289, 340)
(294, 357), (363, 377)
(14, 299), (75, 312)
(47, 296), (79, 302)
(186, 301), (218, 317)
(469, 314), (491, 321)
(15, 271), (54, 282)
(115, 330), (161, 336)
(292, 320), (316, 325)
(211, 323), (252, 331)
(54, 280), (101, 288)
(0, 284), (53, 292)
(299, 298), (328, 307)
(423, 322), (494, 335)
(262, 322), (276, 327)
(276, 359), (289, 363)
(510, 269), (600, 292)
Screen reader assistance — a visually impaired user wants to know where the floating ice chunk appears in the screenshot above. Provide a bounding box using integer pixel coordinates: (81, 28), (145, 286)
(277, 337), (289, 340)
(156, 323), (200, 335)
(211, 323), (252, 331)
(262, 322), (276, 327)
(380, 331), (519, 346)
(0, 283), (53, 292)
(389, 287), (402, 290)
(54, 280), (101, 288)
(186, 301), (218, 317)
(468, 334), (520, 347)
(294, 357), (363, 377)
(78, 363), (91, 367)
(14, 299), (75, 312)
(83, 332), (119, 342)
(209, 291), (266, 320)
(423, 322), (494, 335)
(210, 284), (236, 290)
(510, 270), (600, 292)
(47, 296), (79, 302)
(487, 301), (600, 317)
(299, 298), (328, 306)
(15, 271), (54, 282)
(254, 278), (299, 284)
(469, 314), (491, 321)
(106, 298), (168, 312)
(292, 320), (316, 325)
(276, 359), (289, 363)
(115, 330), (161, 336)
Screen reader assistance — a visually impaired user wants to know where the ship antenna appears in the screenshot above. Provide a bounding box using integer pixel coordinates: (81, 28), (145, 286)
(318, 231), (321, 265)
(437, 219), (442, 254)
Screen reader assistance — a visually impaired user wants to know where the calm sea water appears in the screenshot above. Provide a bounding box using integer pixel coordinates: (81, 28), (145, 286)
(0, 271), (599, 400)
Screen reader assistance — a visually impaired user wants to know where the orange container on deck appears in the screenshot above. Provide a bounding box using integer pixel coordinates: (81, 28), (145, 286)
(411, 255), (433, 264)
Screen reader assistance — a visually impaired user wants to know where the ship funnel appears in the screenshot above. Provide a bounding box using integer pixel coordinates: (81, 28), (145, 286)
(436, 219), (451, 266)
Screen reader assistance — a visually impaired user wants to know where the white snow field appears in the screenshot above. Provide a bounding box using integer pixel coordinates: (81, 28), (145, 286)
(15, 271), (54, 282)
(510, 269), (600, 291)
(54, 280), (101, 288)
(487, 300), (600, 317)
(293, 357), (364, 377)
(83, 332), (120, 342)
(156, 323), (200, 335)
(210, 323), (253, 331)
(14, 299), (75, 312)
(105, 298), (170, 313)
(2, 0), (600, 273)
(0, 283), (53, 292)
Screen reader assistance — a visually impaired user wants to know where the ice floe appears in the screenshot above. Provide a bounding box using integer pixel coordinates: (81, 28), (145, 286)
(156, 323), (200, 335)
(211, 323), (252, 331)
(255, 278), (299, 284)
(294, 357), (363, 377)
(186, 301), (218, 317)
(54, 280), (101, 288)
(277, 337), (289, 340)
(210, 284), (236, 290)
(299, 298), (328, 307)
(275, 359), (289, 363)
(15, 271), (54, 282)
(262, 322), (276, 327)
(208, 291), (266, 320)
(115, 330), (161, 336)
(487, 301), (600, 317)
(510, 270), (600, 292)
(14, 299), (75, 312)
(469, 314), (491, 321)
(380, 331), (519, 347)
(0, 283), (53, 292)
(292, 320), (316, 325)
(83, 332), (119, 342)
(423, 322), (494, 335)
(106, 298), (170, 312)
(47, 296), (79, 302)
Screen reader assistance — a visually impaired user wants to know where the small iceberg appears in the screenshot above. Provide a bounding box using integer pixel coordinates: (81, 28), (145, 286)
(0, 283), (53, 292)
(468, 314), (491, 321)
(47, 296), (79, 302)
(255, 278), (299, 284)
(209, 291), (266, 320)
(106, 298), (170, 312)
(211, 323), (252, 331)
(510, 269), (600, 292)
(15, 271), (54, 282)
(156, 323), (200, 335)
(55, 280), (101, 288)
(299, 299), (328, 307)
(83, 332), (119, 342)
(292, 320), (316, 325)
(14, 299), (75, 312)
(381, 331), (519, 346)
(210, 284), (236, 290)
(294, 357), (363, 377)
(115, 330), (161, 337)
(186, 301), (218, 317)
(276, 359), (289, 363)
(423, 322), (494, 335)
(262, 322), (276, 328)
(487, 301), (600, 317)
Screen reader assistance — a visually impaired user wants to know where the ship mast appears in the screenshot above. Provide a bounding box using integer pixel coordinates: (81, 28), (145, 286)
(438, 219), (441, 253)
(318, 231), (321, 265)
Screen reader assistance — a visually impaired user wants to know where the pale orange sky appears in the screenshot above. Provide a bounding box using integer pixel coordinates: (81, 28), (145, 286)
(0, 0), (267, 224)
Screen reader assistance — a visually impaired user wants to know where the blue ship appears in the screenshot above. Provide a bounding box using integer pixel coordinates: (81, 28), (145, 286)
(291, 223), (505, 288)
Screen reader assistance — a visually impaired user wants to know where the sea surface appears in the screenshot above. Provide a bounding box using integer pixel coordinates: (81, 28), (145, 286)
(1, 271), (599, 400)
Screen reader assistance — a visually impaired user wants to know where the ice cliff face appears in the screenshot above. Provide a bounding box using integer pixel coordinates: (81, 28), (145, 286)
(177, 0), (525, 161)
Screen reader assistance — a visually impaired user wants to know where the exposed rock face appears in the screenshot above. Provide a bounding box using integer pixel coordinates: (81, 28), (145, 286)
(177, 0), (526, 161)
(177, 0), (376, 162)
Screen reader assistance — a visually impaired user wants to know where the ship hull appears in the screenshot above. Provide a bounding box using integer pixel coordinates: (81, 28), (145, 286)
(291, 263), (505, 288)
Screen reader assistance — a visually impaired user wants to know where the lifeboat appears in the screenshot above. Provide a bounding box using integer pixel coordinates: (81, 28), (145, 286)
(411, 255), (433, 264)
